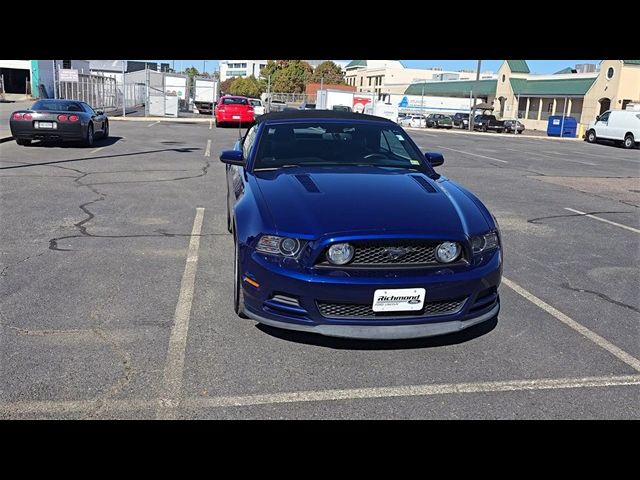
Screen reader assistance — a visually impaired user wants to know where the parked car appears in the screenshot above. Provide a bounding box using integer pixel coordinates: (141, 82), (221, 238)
(332, 105), (352, 112)
(452, 113), (470, 128)
(427, 114), (453, 129)
(473, 114), (505, 133)
(586, 110), (640, 149)
(248, 98), (265, 116)
(299, 102), (316, 110)
(10, 99), (109, 147)
(215, 96), (255, 127)
(504, 119), (525, 134)
(400, 114), (427, 128)
(268, 100), (286, 112)
(220, 110), (502, 339)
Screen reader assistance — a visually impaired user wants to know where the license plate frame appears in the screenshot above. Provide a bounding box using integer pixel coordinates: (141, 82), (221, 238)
(372, 288), (426, 312)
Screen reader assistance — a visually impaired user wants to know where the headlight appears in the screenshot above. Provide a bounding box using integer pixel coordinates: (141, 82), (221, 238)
(256, 235), (302, 257)
(327, 243), (354, 265)
(435, 241), (461, 263)
(471, 231), (500, 254)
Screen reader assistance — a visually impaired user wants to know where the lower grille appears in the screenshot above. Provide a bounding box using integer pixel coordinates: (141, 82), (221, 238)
(317, 298), (466, 319)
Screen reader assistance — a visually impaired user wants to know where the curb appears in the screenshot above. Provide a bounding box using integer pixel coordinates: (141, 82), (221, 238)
(0, 135), (13, 143)
(405, 127), (582, 141)
(109, 116), (212, 123)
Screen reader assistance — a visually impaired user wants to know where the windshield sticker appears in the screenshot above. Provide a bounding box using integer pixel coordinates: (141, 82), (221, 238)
(410, 159), (421, 165)
(395, 134), (405, 141)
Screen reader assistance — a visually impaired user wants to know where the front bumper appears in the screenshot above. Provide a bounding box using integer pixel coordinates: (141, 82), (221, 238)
(240, 247), (502, 339)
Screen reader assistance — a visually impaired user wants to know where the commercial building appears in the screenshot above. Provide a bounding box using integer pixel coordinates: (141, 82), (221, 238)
(219, 60), (267, 82)
(405, 60), (640, 131)
(0, 60), (89, 99)
(344, 60), (496, 98)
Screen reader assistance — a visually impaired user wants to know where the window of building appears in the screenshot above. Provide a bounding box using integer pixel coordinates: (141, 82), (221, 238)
(502, 74), (505, 82)
(622, 99), (632, 110)
(368, 77), (372, 86)
(360, 77), (363, 86)
(606, 67), (614, 79)
(62, 60), (71, 69)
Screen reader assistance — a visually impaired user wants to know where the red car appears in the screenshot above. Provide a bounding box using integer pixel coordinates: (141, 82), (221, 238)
(215, 96), (254, 127)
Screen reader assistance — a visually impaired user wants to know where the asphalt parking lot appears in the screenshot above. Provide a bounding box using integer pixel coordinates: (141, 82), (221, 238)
(0, 120), (638, 419)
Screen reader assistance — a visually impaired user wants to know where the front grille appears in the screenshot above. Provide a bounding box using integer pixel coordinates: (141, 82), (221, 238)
(351, 243), (437, 265)
(317, 298), (466, 319)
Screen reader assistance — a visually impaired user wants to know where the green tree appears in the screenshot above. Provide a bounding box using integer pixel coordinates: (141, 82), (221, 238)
(220, 77), (236, 96)
(271, 60), (313, 93)
(230, 75), (263, 98)
(310, 61), (345, 84)
(184, 66), (200, 79)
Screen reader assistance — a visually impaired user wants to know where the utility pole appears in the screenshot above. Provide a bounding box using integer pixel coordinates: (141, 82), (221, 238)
(122, 59), (126, 117)
(421, 84), (425, 128)
(204, 60), (207, 75)
(52, 60), (58, 99)
(469, 60), (481, 131)
(267, 74), (271, 112)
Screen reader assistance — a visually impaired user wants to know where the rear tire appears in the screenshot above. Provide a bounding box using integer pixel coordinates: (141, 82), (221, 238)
(482, 125), (488, 132)
(233, 233), (248, 319)
(623, 134), (635, 149)
(586, 129), (597, 143)
(84, 123), (94, 147)
(16, 139), (31, 146)
(102, 120), (109, 139)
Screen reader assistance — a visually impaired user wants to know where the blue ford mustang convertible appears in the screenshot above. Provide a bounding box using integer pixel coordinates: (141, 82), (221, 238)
(221, 110), (502, 339)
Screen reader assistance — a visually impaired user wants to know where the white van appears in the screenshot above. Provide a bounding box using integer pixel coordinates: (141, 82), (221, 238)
(586, 110), (640, 149)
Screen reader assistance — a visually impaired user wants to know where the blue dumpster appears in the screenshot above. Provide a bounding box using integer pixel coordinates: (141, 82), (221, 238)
(547, 116), (577, 137)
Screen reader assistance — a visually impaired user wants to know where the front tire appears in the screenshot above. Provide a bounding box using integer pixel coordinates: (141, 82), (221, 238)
(102, 120), (109, 139)
(16, 138), (31, 146)
(233, 233), (248, 318)
(587, 129), (597, 143)
(84, 123), (94, 147)
(623, 134), (635, 149)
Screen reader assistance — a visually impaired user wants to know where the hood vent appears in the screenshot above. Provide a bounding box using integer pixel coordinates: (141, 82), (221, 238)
(410, 175), (438, 193)
(295, 174), (321, 193)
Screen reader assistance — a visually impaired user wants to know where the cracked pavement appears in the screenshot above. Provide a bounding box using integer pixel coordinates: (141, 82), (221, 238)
(0, 121), (638, 419)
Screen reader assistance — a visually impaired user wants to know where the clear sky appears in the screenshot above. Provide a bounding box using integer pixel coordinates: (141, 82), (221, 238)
(143, 60), (602, 75)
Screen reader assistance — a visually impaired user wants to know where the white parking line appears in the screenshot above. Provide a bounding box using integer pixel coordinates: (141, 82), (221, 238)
(524, 150), (597, 166)
(91, 147), (105, 154)
(502, 277), (640, 372)
(564, 208), (640, 233)
(436, 146), (509, 163)
(570, 150), (640, 163)
(183, 374), (640, 409)
(147, 121), (160, 127)
(204, 139), (211, 157)
(411, 130), (438, 137)
(156, 207), (205, 419)
(209, 119), (213, 130)
(1, 374), (638, 416)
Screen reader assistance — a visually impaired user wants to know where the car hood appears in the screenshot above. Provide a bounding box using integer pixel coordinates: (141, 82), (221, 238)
(252, 167), (491, 238)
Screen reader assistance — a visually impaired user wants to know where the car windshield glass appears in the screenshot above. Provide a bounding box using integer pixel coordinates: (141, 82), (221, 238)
(222, 98), (248, 105)
(249, 100), (261, 106)
(253, 122), (432, 173)
(31, 100), (84, 112)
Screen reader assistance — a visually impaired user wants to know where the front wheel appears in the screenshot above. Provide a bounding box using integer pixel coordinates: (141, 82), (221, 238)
(586, 129), (597, 143)
(233, 235), (248, 318)
(102, 120), (109, 139)
(623, 134), (635, 149)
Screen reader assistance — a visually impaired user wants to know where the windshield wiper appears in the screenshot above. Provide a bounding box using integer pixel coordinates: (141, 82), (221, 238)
(254, 165), (303, 171)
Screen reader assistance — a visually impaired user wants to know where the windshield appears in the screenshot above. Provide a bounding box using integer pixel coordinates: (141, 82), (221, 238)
(222, 97), (249, 105)
(31, 100), (85, 112)
(249, 100), (261, 106)
(253, 122), (432, 173)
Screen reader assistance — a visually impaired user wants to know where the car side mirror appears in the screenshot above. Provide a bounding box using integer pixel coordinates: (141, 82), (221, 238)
(96, 110), (104, 115)
(425, 152), (444, 167)
(219, 150), (245, 166)
(595, 115), (600, 122)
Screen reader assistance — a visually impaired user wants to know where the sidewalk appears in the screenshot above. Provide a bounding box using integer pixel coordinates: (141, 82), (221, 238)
(109, 116), (213, 123)
(0, 129), (12, 143)
(404, 126), (583, 141)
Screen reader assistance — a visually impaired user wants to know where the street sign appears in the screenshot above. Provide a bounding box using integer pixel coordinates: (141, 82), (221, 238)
(59, 69), (79, 82)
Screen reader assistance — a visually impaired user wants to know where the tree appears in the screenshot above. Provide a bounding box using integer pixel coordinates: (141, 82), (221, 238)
(310, 61), (345, 84)
(230, 76), (263, 98)
(271, 60), (313, 93)
(184, 66), (199, 79)
(220, 77), (236, 96)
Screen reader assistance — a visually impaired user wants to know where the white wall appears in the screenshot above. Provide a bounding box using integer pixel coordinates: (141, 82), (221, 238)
(0, 60), (31, 70)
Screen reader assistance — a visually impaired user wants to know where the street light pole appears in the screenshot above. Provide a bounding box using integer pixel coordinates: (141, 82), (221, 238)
(469, 60), (481, 131)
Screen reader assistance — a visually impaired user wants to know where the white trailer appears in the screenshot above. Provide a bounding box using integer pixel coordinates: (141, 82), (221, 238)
(389, 93), (483, 115)
(193, 77), (218, 114)
(315, 89), (359, 111)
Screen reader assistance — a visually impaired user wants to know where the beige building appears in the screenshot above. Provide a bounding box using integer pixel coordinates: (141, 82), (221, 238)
(344, 60), (495, 98)
(406, 60), (640, 132)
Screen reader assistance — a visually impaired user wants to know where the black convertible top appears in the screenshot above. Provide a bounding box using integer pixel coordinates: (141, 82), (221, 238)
(256, 109), (395, 124)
